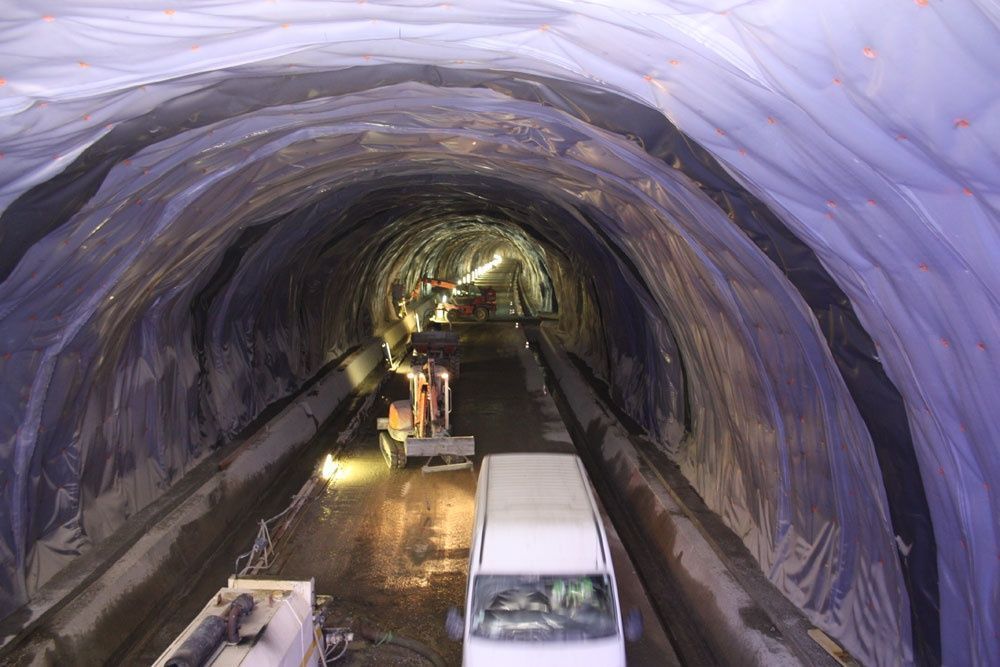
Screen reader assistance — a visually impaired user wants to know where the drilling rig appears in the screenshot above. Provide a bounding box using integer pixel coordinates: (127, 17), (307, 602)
(376, 331), (475, 472)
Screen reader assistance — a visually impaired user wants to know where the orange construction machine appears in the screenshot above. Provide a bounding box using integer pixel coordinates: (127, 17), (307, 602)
(376, 331), (474, 472)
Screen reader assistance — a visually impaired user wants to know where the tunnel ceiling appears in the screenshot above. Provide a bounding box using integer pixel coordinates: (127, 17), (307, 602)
(0, 4), (997, 665)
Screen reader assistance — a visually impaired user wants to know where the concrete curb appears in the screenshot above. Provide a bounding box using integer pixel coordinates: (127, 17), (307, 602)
(4, 314), (416, 665)
(533, 323), (814, 667)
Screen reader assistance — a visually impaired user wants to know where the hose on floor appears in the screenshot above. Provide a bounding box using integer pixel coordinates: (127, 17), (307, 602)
(358, 624), (447, 667)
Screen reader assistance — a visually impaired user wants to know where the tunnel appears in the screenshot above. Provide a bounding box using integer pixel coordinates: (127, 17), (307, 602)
(0, 3), (996, 666)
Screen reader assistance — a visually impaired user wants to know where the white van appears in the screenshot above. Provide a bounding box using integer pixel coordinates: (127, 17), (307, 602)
(446, 453), (640, 666)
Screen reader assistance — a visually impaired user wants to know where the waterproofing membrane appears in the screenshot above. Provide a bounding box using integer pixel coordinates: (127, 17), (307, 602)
(0, 3), (997, 665)
(0, 80), (908, 664)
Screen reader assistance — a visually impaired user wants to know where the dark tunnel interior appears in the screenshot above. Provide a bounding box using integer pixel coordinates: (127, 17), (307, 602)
(0, 6), (997, 665)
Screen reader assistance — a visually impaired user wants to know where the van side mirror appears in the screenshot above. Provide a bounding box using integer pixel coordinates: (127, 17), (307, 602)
(445, 606), (464, 641)
(624, 607), (644, 642)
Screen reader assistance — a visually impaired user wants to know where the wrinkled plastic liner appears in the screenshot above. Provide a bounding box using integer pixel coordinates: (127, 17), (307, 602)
(2, 6), (998, 664)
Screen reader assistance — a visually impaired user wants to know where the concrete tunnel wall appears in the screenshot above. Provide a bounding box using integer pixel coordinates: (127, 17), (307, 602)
(0, 3), (997, 665)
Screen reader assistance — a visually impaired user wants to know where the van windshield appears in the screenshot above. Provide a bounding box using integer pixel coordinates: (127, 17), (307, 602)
(469, 574), (618, 641)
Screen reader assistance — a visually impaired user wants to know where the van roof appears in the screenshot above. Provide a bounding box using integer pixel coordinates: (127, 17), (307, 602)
(478, 453), (606, 574)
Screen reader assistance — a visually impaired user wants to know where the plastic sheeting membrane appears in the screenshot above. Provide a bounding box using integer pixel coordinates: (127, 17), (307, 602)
(0, 3), (997, 665)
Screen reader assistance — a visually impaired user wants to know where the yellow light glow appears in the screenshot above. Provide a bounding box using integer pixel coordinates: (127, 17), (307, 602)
(335, 461), (352, 482)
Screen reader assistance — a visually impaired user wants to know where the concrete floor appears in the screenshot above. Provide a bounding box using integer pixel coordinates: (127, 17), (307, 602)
(130, 263), (679, 665)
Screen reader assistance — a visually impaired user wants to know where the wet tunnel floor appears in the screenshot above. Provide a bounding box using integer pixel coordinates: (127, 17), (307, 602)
(126, 268), (678, 666)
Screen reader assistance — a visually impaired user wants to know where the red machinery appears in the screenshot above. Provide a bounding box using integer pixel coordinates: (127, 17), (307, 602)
(393, 277), (497, 321)
(446, 283), (497, 321)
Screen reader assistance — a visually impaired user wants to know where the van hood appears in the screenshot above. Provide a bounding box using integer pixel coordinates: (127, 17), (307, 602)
(463, 635), (624, 667)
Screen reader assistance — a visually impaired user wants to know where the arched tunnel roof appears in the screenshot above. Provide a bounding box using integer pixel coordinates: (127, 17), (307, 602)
(0, 3), (997, 664)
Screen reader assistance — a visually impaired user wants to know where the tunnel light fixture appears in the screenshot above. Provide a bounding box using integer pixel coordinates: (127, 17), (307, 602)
(320, 453), (337, 481)
(461, 254), (503, 285)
